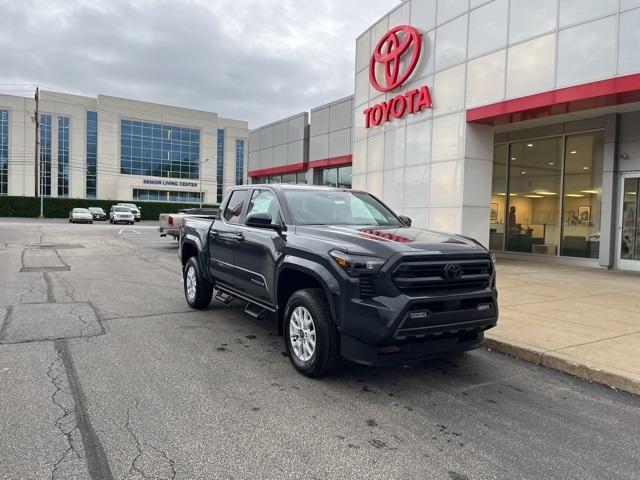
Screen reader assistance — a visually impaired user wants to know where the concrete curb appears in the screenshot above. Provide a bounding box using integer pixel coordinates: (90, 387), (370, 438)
(483, 337), (639, 397)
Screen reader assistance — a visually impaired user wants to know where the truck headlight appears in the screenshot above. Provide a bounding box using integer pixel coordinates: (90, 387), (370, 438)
(329, 250), (385, 277)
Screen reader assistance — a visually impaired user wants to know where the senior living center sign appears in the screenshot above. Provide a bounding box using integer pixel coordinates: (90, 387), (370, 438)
(364, 25), (432, 128)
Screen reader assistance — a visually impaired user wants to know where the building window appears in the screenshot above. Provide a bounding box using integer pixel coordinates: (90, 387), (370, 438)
(132, 188), (202, 203)
(39, 114), (52, 197)
(217, 128), (224, 203)
(57, 116), (70, 197)
(120, 119), (200, 180)
(0, 109), (8, 195)
(235, 139), (245, 185)
(322, 165), (352, 189)
(86, 111), (97, 198)
(490, 131), (604, 259)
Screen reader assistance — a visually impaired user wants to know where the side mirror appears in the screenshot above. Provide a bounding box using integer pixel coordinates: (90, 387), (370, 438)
(246, 212), (280, 230)
(399, 215), (412, 227)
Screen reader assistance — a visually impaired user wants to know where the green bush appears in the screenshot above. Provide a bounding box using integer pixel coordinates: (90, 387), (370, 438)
(0, 196), (218, 221)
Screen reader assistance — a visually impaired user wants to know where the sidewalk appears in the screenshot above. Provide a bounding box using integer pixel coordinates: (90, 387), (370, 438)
(486, 259), (640, 396)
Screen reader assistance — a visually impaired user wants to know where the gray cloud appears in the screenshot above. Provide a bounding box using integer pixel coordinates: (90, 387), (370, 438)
(0, 0), (398, 127)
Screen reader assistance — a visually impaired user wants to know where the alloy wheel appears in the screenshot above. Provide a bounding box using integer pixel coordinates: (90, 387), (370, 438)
(186, 265), (197, 302)
(289, 306), (316, 362)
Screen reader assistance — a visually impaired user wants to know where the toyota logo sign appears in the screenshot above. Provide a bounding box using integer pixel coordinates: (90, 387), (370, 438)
(443, 264), (464, 281)
(363, 25), (432, 129)
(369, 25), (422, 92)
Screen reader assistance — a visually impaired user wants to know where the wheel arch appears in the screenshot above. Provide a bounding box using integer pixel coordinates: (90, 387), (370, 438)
(275, 257), (341, 335)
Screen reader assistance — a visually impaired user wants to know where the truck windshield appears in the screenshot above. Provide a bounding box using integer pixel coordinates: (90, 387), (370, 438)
(283, 190), (401, 227)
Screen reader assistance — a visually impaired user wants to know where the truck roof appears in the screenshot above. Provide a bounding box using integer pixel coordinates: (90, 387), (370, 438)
(240, 184), (353, 192)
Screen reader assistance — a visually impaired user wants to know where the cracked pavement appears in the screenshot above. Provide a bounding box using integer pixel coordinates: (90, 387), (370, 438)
(0, 218), (638, 480)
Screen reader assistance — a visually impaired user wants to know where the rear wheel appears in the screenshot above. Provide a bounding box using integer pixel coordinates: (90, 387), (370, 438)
(183, 257), (213, 309)
(284, 289), (340, 377)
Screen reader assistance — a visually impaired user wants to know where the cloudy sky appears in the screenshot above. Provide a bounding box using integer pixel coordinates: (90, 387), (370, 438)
(0, 0), (398, 127)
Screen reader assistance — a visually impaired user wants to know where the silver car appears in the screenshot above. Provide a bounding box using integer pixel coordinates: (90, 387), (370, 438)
(110, 206), (135, 225)
(69, 208), (94, 224)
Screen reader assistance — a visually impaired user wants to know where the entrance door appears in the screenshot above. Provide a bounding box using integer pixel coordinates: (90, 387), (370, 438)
(617, 174), (640, 271)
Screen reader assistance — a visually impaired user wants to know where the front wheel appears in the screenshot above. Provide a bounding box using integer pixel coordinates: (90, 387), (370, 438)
(284, 289), (340, 378)
(183, 257), (213, 309)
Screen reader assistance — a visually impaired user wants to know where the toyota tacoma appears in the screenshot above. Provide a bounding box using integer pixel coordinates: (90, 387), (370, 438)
(179, 185), (498, 377)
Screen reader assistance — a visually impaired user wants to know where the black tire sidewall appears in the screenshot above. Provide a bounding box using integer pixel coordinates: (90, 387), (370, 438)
(183, 257), (213, 309)
(284, 289), (338, 377)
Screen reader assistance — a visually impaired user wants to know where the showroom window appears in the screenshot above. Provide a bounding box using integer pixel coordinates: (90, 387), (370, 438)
(490, 131), (604, 259)
(321, 165), (352, 189)
(120, 119), (200, 180)
(254, 172), (307, 184)
(57, 116), (70, 197)
(0, 109), (8, 195)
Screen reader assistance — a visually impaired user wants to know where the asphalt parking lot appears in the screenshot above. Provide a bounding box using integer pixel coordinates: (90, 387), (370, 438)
(0, 218), (639, 480)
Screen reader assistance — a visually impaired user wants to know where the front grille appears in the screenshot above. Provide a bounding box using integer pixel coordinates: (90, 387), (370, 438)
(403, 297), (494, 329)
(359, 277), (376, 298)
(392, 254), (492, 293)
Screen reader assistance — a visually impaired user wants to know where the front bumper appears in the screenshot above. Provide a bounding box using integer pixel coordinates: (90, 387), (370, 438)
(338, 289), (498, 366)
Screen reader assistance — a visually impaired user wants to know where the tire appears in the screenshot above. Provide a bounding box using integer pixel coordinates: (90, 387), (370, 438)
(69, 219), (72, 223)
(90, 221), (93, 224)
(284, 289), (340, 378)
(183, 257), (213, 309)
(109, 219), (113, 224)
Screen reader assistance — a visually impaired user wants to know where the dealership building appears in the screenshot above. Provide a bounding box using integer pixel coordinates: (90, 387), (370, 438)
(248, 0), (640, 271)
(0, 91), (248, 204)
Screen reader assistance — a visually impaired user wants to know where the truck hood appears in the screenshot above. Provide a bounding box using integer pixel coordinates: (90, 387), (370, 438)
(295, 225), (484, 255)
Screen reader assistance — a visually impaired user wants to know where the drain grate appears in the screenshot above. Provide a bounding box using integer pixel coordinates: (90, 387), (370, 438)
(20, 266), (71, 273)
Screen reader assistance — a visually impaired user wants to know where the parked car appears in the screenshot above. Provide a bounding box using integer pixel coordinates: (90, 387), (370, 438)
(69, 208), (93, 224)
(179, 185), (498, 377)
(117, 203), (141, 222)
(88, 207), (107, 221)
(159, 208), (219, 240)
(109, 205), (135, 225)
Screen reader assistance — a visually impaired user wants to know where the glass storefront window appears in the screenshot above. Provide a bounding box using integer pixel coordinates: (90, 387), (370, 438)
(338, 166), (352, 189)
(489, 144), (508, 251)
(621, 178), (639, 261)
(296, 172), (307, 184)
(506, 138), (563, 255)
(281, 173), (296, 184)
(322, 168), (338, 187)
(490, 131), (604, 259)
(561, 133), (604, 258)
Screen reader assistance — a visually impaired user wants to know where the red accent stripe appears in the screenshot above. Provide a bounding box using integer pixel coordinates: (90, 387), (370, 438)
(248, 162), (306, 178)
(466, 73), (640, 126)
(308, 155), (352, 169)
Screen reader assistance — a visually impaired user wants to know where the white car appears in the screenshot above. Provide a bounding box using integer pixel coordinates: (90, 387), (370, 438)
(110, 206), (135, 225)
(69, 208), (94, 224)
(117, 203), (141, 222)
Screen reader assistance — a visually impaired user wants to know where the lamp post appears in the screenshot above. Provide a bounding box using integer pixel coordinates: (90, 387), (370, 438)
(199, 158), (209, 208)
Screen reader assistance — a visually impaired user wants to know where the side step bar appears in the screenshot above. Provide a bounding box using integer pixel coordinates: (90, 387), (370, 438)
(245, 303), (268, 320)
(214, 289), (235, 304)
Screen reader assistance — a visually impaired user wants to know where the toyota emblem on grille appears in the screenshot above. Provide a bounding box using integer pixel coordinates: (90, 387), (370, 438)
(443, 264), (464, 281)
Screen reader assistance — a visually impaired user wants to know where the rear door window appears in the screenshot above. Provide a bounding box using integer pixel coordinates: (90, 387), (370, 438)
(223, 190), (249, 224)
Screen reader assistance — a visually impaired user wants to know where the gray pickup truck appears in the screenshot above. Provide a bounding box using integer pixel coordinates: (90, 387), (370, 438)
(179, 184), (498, 377)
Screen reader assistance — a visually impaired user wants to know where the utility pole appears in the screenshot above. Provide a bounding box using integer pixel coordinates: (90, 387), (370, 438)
(33, 86), (39, 202)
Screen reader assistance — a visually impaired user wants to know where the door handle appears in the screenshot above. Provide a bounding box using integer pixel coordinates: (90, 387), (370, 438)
(209, 229), (219, 238)
(233, 232), (245, 242)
